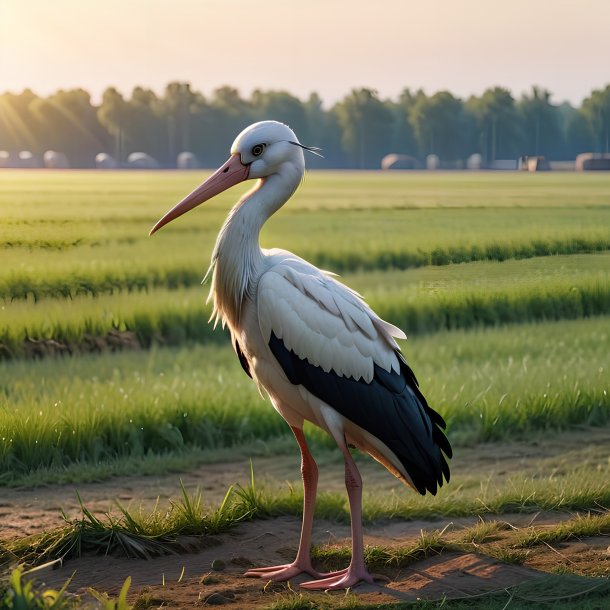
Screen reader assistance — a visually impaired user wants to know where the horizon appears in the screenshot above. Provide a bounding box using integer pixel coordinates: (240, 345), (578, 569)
(2, 0), (609, 107)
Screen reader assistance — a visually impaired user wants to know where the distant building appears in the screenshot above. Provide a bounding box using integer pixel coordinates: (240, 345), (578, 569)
(426, 154), (440, 170)
(44, 151), (70, 169)
(466, 154), (483, 170)
(177, 152), (199, 169)
(487, 159), (518, 170)
(95, 153), (118, 169)
(575, 153), (610, 171)
(519, 156), (550, 172)
(127, 152), (159, 169)
(18, 151), (40, 168)
(381, 154), (419, 170)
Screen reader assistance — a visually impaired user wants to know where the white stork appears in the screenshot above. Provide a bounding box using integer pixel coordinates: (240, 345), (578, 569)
(150, 121), (451, 590)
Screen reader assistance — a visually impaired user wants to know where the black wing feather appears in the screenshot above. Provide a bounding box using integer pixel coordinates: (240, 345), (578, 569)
(233, 337), (252, 379)
(269, 332), (451, 495)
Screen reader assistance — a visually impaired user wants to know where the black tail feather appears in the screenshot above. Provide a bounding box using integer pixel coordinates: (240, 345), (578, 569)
(269, 333), (452, 496)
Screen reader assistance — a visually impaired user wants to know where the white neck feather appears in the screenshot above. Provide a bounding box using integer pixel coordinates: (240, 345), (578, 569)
(208, 162), (303, 329)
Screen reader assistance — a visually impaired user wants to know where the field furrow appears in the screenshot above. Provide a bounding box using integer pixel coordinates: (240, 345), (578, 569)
(2, 253), (609, 358)
(1, 317), (608, 483)
(1, 170), (609, 497)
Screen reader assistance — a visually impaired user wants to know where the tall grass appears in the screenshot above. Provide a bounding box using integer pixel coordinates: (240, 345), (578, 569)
(2, 253), (609, 358)
(2, 171), (609, 484)
(0, 317), (607, 481)
(3, 171), (610, 300)
(4, 233), (609, 301)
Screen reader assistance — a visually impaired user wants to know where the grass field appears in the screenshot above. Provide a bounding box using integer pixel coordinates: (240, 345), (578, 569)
(3, 171), (610, 302)
(2, 252), (610, 357)
(1, 169), (609, 475)
(1, 317), (608, 483)
(1, 169), (609, 606)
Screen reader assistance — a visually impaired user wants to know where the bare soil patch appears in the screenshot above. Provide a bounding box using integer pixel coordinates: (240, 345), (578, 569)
(1, 426), (608, 541)
(31, 515), (608, 608)
(1, 427), (609, 607)
(17, 330), (141, 360)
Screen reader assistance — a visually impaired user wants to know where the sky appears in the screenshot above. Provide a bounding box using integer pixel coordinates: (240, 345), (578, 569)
(1, 0), (609, 107)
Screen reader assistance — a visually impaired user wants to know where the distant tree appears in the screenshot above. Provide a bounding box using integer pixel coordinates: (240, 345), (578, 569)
(125, 87), (166, 161)
(388, 89), (418, 157)
(4, 81), (610, 167)
(562, 104), (595, 158)
(518, 87), (564, 159)
(0, 89), (40, 152)
(409, 90), (468, 161)
(581, 84), (610, 153)
(467, 87), (522, 161)
(29, 89), (108, 166)
(303, 92), (344, 168)
(97, 87), (130, 163)
(251, 90), (308, 139)
(333, 88), (394, 168)
(198, 87), (253, 165)
(162, 82), (198, 163)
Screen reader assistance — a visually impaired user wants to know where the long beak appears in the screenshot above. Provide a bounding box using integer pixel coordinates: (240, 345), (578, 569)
(149, 154), (250, 235)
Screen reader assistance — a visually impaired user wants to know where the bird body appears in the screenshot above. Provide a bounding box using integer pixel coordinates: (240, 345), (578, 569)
(151, 121), (451, 589)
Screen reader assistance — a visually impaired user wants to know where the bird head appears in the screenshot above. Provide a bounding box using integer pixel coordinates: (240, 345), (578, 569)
(150, 120), (320, 235)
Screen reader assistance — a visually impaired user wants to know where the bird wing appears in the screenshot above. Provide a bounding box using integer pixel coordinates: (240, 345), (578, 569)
(257, 255), (404, 383)
(257, 254), (452, 495)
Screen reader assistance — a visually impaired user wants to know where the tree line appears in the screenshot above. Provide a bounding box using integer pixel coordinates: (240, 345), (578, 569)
(0, 82), (609, 168)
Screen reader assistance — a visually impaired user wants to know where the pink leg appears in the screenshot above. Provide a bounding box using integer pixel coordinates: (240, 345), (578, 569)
(245, 426), (325, 581)
(301, 436), (374, 590)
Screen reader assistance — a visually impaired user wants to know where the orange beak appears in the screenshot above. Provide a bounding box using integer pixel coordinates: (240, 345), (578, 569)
(149, 154), (250, 235)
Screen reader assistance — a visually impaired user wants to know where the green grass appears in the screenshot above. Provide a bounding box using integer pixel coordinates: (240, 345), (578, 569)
(267, 575), (610, 609)
(4, 228), (608, 300)
(310, 527), (453, 572)
(2, 253), (609, 358)
(515, 512), (610, 548)
(2, 470), (608, 607)
(2, 171), (610, 301)
(2, 169), (609, 608)
(3, 170), (610, 217)
(0, 566), (131, 609)
(4, 474), (610, 566)
(0, 286), (220, 359)
(2, 479), (608, 610)
(1, 317), (608, 483)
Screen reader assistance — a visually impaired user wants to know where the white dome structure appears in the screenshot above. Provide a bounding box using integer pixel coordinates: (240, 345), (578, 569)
(466, 153), (483, 170)
(18, 151), (39, 168)
(43, 150), (70, 169)
(426, 154), (440, 170)
(95, 153), (118, 169)
(127, 152), (159, 169)
(177, 152), (199, 169)
(381, 154), (418, 170)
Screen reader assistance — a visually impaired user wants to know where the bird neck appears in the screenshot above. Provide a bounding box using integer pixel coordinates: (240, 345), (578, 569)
(209, 164), (302, 329)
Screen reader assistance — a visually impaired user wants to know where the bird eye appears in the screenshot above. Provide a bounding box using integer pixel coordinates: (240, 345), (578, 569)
(251, 144), (266, 157)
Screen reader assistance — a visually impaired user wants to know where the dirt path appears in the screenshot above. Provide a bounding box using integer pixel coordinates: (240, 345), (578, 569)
(1, 427), (609, 607)
(29, 518), (556, 608)
(30, 514), (609, 608)
(1, 426), (608, 541)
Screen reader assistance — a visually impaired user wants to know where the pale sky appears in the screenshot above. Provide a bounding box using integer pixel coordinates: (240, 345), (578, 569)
(1, 0), (609, 106)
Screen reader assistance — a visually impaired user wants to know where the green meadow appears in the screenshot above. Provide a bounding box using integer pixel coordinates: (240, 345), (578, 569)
(0, 169), (609, 483)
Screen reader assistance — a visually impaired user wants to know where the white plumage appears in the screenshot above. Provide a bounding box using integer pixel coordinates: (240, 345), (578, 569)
(150, 121), (451, 590)
(257, 253), (403, 382)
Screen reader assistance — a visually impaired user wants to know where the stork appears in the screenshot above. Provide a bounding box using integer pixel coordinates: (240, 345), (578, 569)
(150, 121), (451, 590)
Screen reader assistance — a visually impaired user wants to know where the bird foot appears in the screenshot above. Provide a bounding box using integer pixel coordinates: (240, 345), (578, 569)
(244, 561), (323, 582)
(299, 565), (375, 590)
